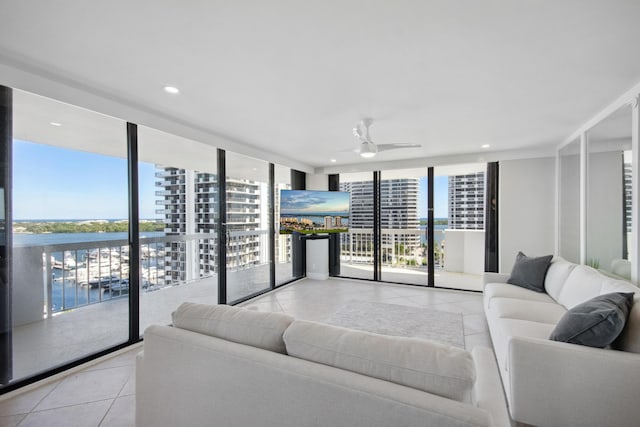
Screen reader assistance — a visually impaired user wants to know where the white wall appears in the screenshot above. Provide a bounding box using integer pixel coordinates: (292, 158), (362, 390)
(499, 157), (556, 273)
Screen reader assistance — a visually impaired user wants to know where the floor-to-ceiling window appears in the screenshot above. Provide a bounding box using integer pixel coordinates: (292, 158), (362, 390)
(339, 172), (375, 280)
(137, 126), (218, 333)
(225, 152), (271, 303)
(379, 168), (428, 285)
(8, 89), (130, 382)
(336, 164), (487, 291)
(0, 86), (304, 392)
(433, 163), (486, 291)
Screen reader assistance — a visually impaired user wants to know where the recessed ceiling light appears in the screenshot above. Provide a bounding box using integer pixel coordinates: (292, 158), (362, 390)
(163, 86), (180, 94)
(50, 122), (62, 127)
(481, 144), (490, 149)
(330, 159), (337, 163)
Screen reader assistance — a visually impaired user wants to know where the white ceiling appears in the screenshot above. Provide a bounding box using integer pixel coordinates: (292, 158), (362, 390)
(2, 1), (640, 172)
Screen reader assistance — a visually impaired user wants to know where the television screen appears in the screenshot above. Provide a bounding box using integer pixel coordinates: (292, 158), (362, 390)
(279, 190), (350, 234)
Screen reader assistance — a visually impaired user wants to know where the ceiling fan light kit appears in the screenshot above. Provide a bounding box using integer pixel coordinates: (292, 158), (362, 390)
(351, 118), (421, 159)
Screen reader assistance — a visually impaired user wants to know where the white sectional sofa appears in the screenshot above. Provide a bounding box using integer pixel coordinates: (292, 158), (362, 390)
(483, 257), (640, 427)
(137, 302), (511, 427)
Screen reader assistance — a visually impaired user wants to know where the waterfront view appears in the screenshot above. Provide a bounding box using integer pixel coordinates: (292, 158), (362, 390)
(13, 221), (167, 314)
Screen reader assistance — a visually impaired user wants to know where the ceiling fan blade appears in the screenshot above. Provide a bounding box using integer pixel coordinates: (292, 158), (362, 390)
(337, 147), (361, 153)
(376, 143), (422, 152)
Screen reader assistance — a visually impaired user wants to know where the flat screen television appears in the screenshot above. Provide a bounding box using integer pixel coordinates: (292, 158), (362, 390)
(279, 190), (350, 234)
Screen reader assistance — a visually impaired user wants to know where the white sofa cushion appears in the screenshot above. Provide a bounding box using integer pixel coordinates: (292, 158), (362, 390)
(489, 297), (567, 324)
(544, 257), (577, 301)
(487, 317), (556, 372)
(172, 302), (294, 354)
(283, 320), (476, 403)
(557, 265), (606, 309)
(484, 283), (555, 310)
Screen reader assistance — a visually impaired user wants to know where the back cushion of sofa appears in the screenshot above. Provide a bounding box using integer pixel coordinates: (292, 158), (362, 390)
(557, 265), (605, 309)
(283, 320), (476, 403)
(544, 257), (577, 302)
(602, 280), (640, 353)
(172, 302), (294, 354)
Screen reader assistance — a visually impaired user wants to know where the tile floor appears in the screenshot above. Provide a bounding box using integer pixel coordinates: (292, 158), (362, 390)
(0, 277), (492, 427)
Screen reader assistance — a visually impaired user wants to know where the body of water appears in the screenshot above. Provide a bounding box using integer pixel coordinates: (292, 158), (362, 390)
(14, 231), (165, 312)
(14, 231), (164, 246)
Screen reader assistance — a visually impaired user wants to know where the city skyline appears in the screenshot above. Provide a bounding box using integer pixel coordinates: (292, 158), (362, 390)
(13, 139), (451, 220)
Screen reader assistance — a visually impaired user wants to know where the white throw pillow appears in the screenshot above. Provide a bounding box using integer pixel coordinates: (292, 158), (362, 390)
(283, 320), (476, 402)
(172, 302), (294, 354)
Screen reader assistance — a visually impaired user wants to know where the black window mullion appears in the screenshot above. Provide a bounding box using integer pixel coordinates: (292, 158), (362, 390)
(328, 174), (340, 276)
(126, 122), (140, 340)
(0, 86), (12, 384)
(373, 171), (381, 281)
(484, 162), (499, 273)
(269, 163), (275, 289)
(290, 170), (306, 279)
(217, 149), (227, 304)
(427, 167), (434, 287)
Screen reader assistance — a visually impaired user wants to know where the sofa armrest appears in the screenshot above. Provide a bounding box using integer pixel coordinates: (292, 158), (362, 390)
(508, 336), (640, 427)
(482, 272), (509, 289)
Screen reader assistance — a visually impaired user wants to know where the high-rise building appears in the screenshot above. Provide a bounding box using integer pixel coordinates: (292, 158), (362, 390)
(340, 178), (420, 265)
(448, 172), (485, 230)
(156, 167), (268, 283)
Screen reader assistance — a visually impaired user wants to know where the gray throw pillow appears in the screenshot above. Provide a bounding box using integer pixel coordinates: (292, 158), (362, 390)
(549, 292), (634, 348)
(507, 251), (553, 292)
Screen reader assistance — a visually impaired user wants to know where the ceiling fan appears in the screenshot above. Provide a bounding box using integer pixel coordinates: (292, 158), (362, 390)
(352, 118), (421, 158)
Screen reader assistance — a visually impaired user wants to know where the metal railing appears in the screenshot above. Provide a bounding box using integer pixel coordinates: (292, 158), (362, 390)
(38, 233), (219, 317)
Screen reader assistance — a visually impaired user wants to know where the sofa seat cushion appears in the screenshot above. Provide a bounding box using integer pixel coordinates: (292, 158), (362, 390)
(172, 302), (294, 354)
(484, 283), (555, 311)
(487, 318), (556, 372)
(489, 297), (567, 324)
(283, 320), (476, 403)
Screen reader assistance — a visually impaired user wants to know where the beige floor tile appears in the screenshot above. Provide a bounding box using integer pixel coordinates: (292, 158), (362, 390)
(464, 332), (494, 351)
(118, 373), (135, 397)
(0, 382), (57, 417)
(463, 313), (489, 335)
(35, 367), (131, 411)
(0, 413), (26, 427)
(20, 400), (112, 427)
(100, 395), (135, 427)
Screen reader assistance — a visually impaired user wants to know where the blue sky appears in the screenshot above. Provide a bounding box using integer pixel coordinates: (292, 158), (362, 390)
(13, 139), (449, 220)
(281, 190), (350, 215)
(420, 176), (449, 218)
(13, 140), (158, 219)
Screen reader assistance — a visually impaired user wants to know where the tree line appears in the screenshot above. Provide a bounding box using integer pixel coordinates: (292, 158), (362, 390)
(14, 221), (164, 234)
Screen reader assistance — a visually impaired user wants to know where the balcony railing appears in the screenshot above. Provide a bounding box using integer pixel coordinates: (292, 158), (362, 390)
(13, 233), (220, 325)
